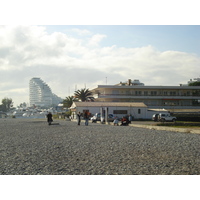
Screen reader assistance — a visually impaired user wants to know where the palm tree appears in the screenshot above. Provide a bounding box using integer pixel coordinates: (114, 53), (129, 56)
(74, 88), (94, 102)
(63, 96), (76, 108)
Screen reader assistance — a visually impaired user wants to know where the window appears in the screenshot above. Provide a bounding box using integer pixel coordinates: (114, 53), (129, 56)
(187, 91), (190, 96)
(138, 109), (141, 114)
(151, 91), (157, 96)
(113, 110), (128, 114)
(83, 109), (89, 113)
(112, 90), (119, 95)
(170, 91), (176, 96)
(135, 91), (142, 96)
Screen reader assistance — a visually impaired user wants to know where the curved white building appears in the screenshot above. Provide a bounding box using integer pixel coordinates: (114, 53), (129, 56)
(29, 78), (63, 107)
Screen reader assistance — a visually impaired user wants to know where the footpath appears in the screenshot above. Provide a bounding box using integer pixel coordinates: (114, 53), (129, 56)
(128, 121), (200, 134)
(82, 120), (200, 134)
(70, 118), (200, 134)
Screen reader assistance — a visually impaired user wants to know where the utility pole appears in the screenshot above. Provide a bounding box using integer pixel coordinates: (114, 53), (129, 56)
(68, 86), (70, 96)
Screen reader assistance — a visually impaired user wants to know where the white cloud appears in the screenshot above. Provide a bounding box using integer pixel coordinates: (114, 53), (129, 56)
(88, 34), (107, 46)
(0, 25), (199, 106)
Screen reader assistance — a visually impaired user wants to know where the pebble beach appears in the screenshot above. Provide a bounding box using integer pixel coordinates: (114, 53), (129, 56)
(1, 118), (200, 175)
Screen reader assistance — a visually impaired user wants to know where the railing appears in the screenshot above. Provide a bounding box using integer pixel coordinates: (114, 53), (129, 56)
(97, 94), (200, 97)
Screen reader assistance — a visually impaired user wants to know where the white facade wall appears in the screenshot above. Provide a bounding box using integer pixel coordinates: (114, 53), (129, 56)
(71, 102), (170, 120)
(72, 106), (169, 120)
(72, 106), (148, 119)
(29, 78), (63, 107)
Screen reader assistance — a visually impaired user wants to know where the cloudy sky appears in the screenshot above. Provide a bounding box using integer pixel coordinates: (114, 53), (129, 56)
(0, 25), (200, 105)
(0, 25), (200, 106)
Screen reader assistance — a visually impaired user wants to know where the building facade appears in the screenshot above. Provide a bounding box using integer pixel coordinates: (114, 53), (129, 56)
(29, 78), (63, 107)
(91, 79), (200, 108)
(70, 101), (152, 119)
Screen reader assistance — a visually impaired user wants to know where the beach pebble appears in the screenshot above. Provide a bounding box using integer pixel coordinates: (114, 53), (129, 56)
(0, 118), (200, 175)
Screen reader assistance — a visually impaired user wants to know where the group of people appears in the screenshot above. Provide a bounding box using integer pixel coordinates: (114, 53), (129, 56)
(77, 111), (90, 126)
(77, 112), (133, 126)
(46, 111), (90, 126)
(47, 111), (133, 126)
(113, 115), (133, 126)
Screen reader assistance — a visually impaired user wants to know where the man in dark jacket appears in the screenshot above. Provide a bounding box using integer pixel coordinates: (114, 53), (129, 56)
(77, 112), (81, 125)
(47, 112), (53, 125)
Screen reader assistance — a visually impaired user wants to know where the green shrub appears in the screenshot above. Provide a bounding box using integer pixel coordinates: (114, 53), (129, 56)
(173, 114), (200, 122)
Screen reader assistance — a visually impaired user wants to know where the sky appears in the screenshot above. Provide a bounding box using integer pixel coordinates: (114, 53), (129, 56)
(0, 0), (200, 107)
(0, 25), (200, 106)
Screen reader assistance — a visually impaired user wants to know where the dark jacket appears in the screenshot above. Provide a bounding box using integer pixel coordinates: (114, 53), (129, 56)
(47, 113), (53, 122)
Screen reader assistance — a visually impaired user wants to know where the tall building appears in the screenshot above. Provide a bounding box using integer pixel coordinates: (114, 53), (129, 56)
(29, 78), (63, 107)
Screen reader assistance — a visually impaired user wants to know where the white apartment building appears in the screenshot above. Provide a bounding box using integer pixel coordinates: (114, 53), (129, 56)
(91, 79), (200, 108)
(29, 78), (63, 107)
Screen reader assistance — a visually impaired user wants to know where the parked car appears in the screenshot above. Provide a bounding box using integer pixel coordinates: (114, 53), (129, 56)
(91, 113), (114, 122)
(152, 113), (176, 122)
(152, 114), (159, 121)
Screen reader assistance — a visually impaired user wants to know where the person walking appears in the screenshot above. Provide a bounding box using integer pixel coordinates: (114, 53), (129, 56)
(47, 112), (53, 125)
(128, 114), (132, 124)
(77, 112), (81, 125)
(84, 111), (89, 126)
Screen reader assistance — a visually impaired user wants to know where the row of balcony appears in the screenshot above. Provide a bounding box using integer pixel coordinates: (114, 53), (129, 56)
(95, 93), (200, 97)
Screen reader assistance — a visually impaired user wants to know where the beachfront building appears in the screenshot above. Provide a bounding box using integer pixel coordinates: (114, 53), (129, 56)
(90, 79), (200, 108)
(29, 78), (63, 107)
(70, 101), (156, 119)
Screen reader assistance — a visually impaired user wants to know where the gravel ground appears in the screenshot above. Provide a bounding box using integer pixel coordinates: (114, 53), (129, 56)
(1, 118), (200, 175)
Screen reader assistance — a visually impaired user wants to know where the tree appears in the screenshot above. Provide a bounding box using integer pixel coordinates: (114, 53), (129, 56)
(63, 96), (76, 108)
(74, 88), (94, 102)
(19, 102), (27, 108)
(0, 98), (13, 112)
(189, 82), (200, 86)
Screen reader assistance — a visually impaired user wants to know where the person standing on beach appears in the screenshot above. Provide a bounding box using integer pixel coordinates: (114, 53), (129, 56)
(84, 111), (89, 126)
(47, 112), (53, 125)
(77, 112), (81, 125)
(113, 116), (119, 126)
(128, 114), (132, 124)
